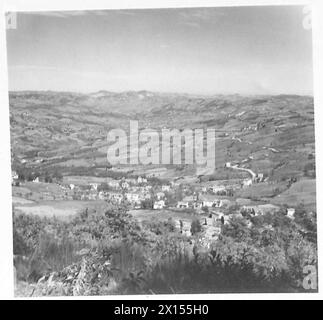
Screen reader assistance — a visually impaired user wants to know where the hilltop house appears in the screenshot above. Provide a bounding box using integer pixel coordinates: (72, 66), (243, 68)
(153, 200), (165, 210)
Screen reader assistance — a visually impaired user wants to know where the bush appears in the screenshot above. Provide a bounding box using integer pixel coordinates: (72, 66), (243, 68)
(13, 199), (318, 295)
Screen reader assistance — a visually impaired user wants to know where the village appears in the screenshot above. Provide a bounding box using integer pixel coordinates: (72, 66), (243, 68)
(11, 159), (297, 243)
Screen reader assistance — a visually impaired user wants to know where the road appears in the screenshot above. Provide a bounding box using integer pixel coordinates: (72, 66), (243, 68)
(226, 163), (257, 180)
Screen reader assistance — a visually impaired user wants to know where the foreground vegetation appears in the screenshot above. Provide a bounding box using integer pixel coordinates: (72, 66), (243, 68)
(13, 202), (317, 296)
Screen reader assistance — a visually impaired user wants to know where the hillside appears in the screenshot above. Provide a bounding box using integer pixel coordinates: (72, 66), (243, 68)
(9, 91), (315, 183)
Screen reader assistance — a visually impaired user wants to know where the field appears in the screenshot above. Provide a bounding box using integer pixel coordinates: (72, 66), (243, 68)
(271, 179), (316, 211)
(14, 200), (105, 219)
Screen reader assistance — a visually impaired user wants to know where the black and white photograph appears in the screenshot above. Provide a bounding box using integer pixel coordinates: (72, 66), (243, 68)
(1, 0), (321, 298)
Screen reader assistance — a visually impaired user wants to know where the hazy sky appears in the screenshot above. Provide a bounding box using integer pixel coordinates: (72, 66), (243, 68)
(6, 6), (313, 95)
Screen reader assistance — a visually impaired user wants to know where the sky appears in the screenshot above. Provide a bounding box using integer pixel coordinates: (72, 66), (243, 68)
(6, 6), (313, 95)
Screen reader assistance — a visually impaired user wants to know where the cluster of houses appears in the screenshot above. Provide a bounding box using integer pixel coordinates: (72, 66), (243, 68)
(12, 166), (296, 223)
(176, 193), (223, 210)
(66, 176), (173, 209)
(240, 205), (296, 219)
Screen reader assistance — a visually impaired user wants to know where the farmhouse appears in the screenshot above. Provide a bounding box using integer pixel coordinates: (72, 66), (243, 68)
(177, 201), (190, 209)
(240, 206), (258, 216)
(153, 200), (165, 210)
(254, 173), (265, 183)
(209, 185), (226, 194)
(156, 192), (165, 200)
(242, 179), (253, 187)
(98, 191), (107, 200)
(287, 208), (295, 219)
(225, 162), (231, 168)
(199, 195), (223, 208)
(193, 201), (203, 209)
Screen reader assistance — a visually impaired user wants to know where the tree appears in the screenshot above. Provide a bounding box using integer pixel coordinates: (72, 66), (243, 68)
(141, 199), (153, 209)
(190, 219), (202, 235)
(202, 206), (209, 214)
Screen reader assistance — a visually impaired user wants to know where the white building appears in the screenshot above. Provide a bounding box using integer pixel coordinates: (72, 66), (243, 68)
(209, 185), (226, 194)
(202, 200), (222, 208)
(98, 191), (106, 200)
(90, 183), (98, 191)
(199, 195), (223, 208)
(156, 192), (165, 200)
(193, 201), (203, 209)
(287, 208), (295, 219)
(12, 171), (18, 180)
(137, 176), (147, 184)
(177, 201), (190, 209)
(153, 200), (165, 210)
(225, 162), (231, 168)
(201, 186), (207, 193)
(162, 185), (171, 192)
(125, 193), (140, 202)
(108, 192), (123, 203)
(121, 181), (130, 189)
(242, 179), (253, 187)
